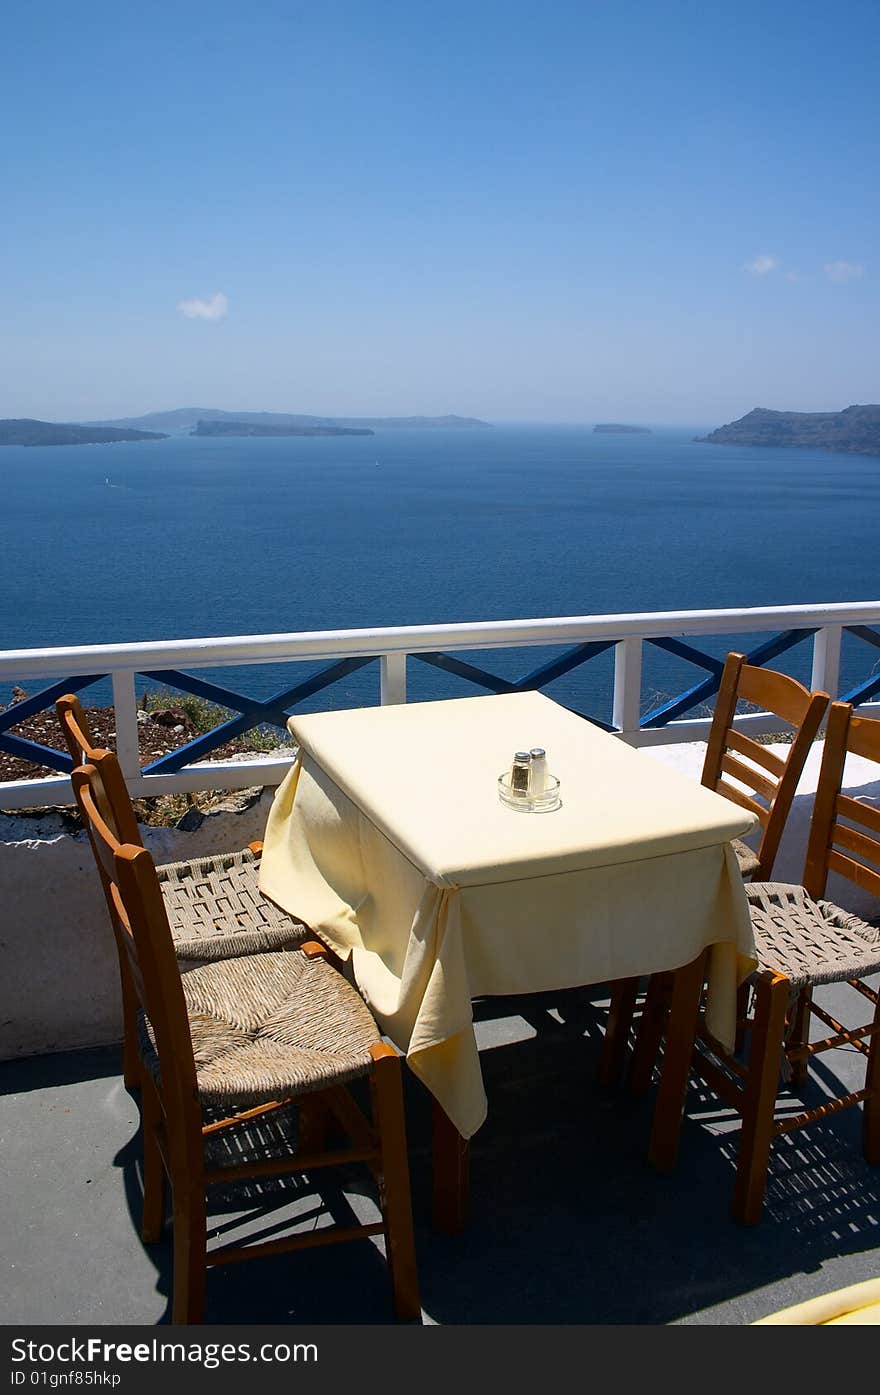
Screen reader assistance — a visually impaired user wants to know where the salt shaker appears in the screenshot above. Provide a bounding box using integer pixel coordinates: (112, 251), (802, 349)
(529, 747), (548, 795)
(510, 751), (532, 794)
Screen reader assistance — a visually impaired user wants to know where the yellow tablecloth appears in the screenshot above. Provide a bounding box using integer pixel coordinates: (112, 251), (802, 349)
(260, 691), (758, 1137)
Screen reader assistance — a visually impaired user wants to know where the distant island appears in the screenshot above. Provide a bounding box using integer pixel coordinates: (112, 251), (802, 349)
(192, 419), (374, 438)
(593, 423), (652, 434)
(697, 405), (880, 456)
(0, 418), (168, 447)
(88, 407), (492, 435)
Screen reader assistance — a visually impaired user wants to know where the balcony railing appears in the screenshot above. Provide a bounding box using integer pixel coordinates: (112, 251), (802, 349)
(1, 600), (879, 810)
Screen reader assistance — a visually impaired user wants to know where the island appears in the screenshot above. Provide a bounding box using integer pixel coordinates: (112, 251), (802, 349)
(697, 405), (880, 456)
(191, 419), (374, 438)
(0, 419), (168, 447)
(87, 407), (492, 435)
(593, 423), (652, 434)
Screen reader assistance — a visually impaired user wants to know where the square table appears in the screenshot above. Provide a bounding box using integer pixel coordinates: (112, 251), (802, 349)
(259, 690), (758, 1225)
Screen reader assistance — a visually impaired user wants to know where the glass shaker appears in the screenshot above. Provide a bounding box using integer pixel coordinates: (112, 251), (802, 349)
(529, 747), (548, 795)
(510, 750), (532, 794)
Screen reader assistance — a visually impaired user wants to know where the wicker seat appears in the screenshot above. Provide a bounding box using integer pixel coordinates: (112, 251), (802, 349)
(157, 848), (305, 962)
(72, 749), (420, 1324)
(732, 839), (760, 878)
(647, 700), (880, 1225)
(745, 882), (880, 989)
(600, 653), (828, 1087)
(56, 693), (307, 1086)
(140, 946), (379, 1107)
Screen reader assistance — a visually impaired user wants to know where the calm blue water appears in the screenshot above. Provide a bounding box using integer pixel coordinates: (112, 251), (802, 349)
(1, 425), (878, 719)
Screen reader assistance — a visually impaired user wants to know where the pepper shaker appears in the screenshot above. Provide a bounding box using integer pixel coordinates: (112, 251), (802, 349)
(510, 751), (532, 794)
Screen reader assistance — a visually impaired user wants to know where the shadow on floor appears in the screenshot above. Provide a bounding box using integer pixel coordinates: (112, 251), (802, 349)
(3, 984), (879, 1324)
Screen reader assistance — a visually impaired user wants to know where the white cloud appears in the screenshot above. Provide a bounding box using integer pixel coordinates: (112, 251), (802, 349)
(824, 260), (864, 283)
(177, 291), (229, 321)
(744, 253), (778, 275)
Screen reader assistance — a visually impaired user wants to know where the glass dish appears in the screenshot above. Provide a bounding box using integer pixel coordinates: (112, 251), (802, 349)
(497, 771), (561, 813)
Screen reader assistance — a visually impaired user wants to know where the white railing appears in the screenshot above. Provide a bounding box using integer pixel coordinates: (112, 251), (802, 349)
(1, 600), (879, 810)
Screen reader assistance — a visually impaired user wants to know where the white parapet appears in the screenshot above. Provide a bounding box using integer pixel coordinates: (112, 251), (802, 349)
(0, 790), (276, 1060)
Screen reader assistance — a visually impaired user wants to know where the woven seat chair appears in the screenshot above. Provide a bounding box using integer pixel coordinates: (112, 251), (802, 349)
(71, 750), (420, 1324)
(647, 700), (880, 1225)
(599, 653), (828, 1086)
(57, 694), (307, 1087)
(700, 652), (828, 880)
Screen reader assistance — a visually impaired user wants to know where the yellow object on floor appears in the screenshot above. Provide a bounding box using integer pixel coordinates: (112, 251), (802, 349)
(754, 1277), (880, 1324)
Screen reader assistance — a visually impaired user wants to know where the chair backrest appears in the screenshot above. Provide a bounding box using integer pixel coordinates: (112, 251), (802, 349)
(803, 701), (880, 901)
(57, 693), (141, 845)
(71, 752), (201, 1152)
(701, 652), (829, 879)
(56, 692), (97, 767)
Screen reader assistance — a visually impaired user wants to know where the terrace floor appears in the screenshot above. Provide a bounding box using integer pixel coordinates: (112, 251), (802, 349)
(3, 974), (879, 1326)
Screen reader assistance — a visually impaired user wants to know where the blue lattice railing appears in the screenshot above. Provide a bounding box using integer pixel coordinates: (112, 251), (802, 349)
(139, 658), (376, 775)
(0, 674), (106, 775)
(414, 641), (618, 729)
(1, 603), (879, 807)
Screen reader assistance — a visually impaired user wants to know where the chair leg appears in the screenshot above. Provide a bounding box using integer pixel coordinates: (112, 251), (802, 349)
(648, 952), (707, 1173)
(119, 959), (142, 1091)
(598, 977), (640, 1087)
(734, 981), (751, 1054)
(789, 987), (813, 1089)
(732, 972), (789, 1226)
(298, 1096), (331, 1153)
(863, 983), (880, 1167)
(630, 972), (672, 1095)
(170, 1178), (207, 1324)
(140, 1077), (167, 1244)
(369, 1044), (421, 1322)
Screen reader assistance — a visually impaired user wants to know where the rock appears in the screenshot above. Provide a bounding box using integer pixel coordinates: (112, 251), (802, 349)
(172, 724), (184, 734)
(204, 787), (265, 817)
(10, 686), (28, 704)
(175, 805), (205, 832)
(0, 805), (82, 837)
(149, 708), (187, 728)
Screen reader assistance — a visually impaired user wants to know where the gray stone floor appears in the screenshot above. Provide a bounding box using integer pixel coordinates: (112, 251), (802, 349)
(2, 982), (879, 1326)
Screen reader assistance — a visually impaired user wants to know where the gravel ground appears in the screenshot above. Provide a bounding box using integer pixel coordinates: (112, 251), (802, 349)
(0, 702), (292, 782)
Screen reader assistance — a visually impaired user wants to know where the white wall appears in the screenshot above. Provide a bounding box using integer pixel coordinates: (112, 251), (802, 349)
(644, 741), (880, 919)
(0, 791), (276, 1059)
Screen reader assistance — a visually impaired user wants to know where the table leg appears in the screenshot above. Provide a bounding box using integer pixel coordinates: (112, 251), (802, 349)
(432, 1100), (470, 1234)
(648, 949), (707, 1174)
(598, 976), (640, 1086)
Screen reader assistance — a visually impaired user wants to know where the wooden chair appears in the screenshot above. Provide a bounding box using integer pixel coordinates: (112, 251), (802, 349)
(71, 750), (421, 1323)
(701, 651), (829, 881)
(600, 653), (829, 1086)
(649, 700), (880, 1224)
(57, 694), (307, 1087)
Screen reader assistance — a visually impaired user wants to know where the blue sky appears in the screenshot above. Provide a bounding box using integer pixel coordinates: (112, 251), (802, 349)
(2, 0), (877, 424)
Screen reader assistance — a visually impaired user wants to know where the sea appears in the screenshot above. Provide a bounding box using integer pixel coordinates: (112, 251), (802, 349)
(2, 425), (878, 721)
